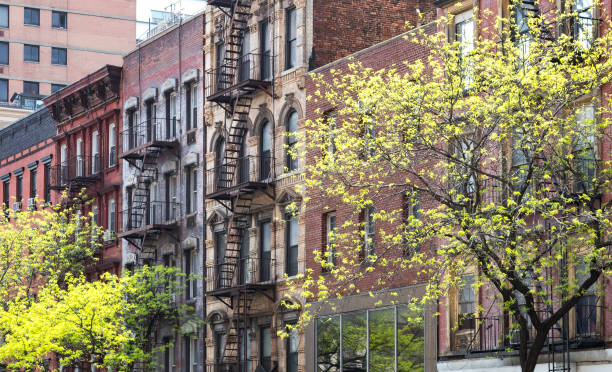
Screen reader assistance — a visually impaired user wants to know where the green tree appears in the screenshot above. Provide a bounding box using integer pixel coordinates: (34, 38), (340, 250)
(302, 2), (612, 371)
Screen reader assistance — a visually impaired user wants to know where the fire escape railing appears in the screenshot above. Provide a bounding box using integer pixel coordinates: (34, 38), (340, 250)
(121, 117), (179, 153)
(50, 156), (102, 189)
(206, 257), (275, 292)
(206, 53), (272, 98)
(120, 201), (182, 233)
(205, 155), (275, 196)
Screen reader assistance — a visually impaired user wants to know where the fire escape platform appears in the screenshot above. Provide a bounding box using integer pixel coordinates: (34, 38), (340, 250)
(206, 282), (276, 298)
(120, 140), (179, 160)
(207, 0), (233, 7)
(206, 79), (271, 105)
(117, 222), (178, 239)
(205, 181), (273, 201)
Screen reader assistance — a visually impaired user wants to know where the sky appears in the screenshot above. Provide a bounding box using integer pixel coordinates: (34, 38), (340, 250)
(136, 0), (206, 37)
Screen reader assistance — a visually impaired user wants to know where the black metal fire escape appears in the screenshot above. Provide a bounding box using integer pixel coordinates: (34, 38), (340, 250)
(119, 119), (180, 266)
(206, 0), (274, 370)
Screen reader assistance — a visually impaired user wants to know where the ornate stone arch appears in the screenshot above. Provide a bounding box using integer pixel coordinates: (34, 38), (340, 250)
(272, 294), (303, 329)
(209, 127), (228, 153)
(278, 95), (304, 127)
(252, 105), (275, 136)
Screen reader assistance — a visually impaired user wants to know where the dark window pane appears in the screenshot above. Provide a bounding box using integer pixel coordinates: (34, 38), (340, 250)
(23, 81), (39, 96)
(51, 48), (66, 65)
(286, 215), (298, 276)
(0, 79), (7, 102)
(342, 311), (367, 372)
(52, 11), (67, 29)
(0, 6), (8, 28)
(317, 316), (340, 372)
(285, 7), (297, 69)
(51, 84), (66, 93)
(24, 8), (39, 26)
(369, 308), (395, 372)
(0, 42), (8, 65)
(24, 45), (39, 62)
(397, 304), (425, 372)
(286, 327), (299, 372)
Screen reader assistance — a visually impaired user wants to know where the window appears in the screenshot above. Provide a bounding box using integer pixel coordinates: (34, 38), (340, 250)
(51, 47), (67, 65)
(189, 337), (198, 372)
(51, 84), (66, 93)
(511, 130), (529, 189)
(324, 111), (337, 158)
(108, 198), (115, 233)
(185, 249), (197, 300)
(2, 180), (9, 210)
(52, 11), (67, 29)
(260, 326), (272, 371)
(286, 325), (299, 372)
(574, 0), (594, 50)
(286, 214), (298, 276)
(24, 45), (39, 62)
(325, 212), (337, 267)
(108, 124), (116, 167)
(44, 163), (50, 203)
(91, 131), (99, 174)
(574, 105), (596, 191)
(260, 220), (271, 281)
(24, 8), (39, 26)
(316, 306), (425, 372)
(215, 332), (225, 364)
(76, 137), (83, 177)
(361, 103), (376, 158)
(260, 19), (272, 80)
(260, 120), (272, 180)
(92, 205), (99, 226)
(23, 81), (39, 96)
(457, 275), (475, 331)
(215, 42), (224, 69)
(183, 335), (191, 372)
(185, 167), (197, 214)
(0, 79), (7, 102)
(29, 168), (37, 200)
(215, 230), (226, 266)
(163, 337), (174, 372)
(454, 9), (474, 86)
(363, 206), (375, 258)
(514, 1), (534, 58)
(0, 42), (8, 65)
(16, 175), (22, 203)
(575, 263), (598, 337)
(185, 83), (197, 130)
(285, 7), (297, 69)
(0, 5), (8, 28)
(165, 92), (177, 139)
(286, 110), (299, 171)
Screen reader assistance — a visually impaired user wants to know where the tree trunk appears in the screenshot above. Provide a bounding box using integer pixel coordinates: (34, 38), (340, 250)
(521, 328), (550, 372)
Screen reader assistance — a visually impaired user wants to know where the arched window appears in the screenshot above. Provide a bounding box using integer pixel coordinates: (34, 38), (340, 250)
(286, 110), (299, 171)
(260, 120), (272, 180)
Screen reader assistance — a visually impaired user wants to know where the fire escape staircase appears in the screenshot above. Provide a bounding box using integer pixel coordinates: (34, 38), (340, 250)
(206, 0), (274, 369)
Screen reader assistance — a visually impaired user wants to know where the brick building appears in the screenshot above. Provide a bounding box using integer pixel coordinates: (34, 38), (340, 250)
(202, 1), (435, 372)
(0, 0), (135, 102)
(0, 106), (55, 212)
(119, 12), (205, 371)
(43, 64), (123, 277)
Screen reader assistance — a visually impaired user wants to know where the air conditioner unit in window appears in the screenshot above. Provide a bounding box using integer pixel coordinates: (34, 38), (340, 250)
(12, 201), (21, 211)
(454, 330), (475, 350)
(509, 329), (521, 345)
(103, 231), (113, 242)
(125, 252), (137, 265)
(27, 198), (35, 209)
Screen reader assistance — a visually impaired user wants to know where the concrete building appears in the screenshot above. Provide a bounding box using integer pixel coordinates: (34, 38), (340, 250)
(0, 0), (136, 101)
(119, 11), (205, 371)
(0, 106), (55, 212)
(202, 1), (435, 371)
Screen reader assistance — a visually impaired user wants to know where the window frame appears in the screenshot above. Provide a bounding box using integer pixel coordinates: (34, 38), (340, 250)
(52, 11), (67, 29)
(44, 163), (50, 203)
(0, 5), (9, 28)
(23, 44), (40, 63)
(363, 206), (375, 258)
(0, 41), (9, 65)
(51, 47), (67, 65)
(91, 130), (100, 174)
(108, 123), (116, 167)
(24, 7), (40, 26)
(107, 197), (116, 233)
(0, 79), (7, 102)
(325, 212), (337, 267)
(285, 213), (299, 276)
(286, 323), (299, 372)
(285, 7), (297, 70)
(286, 110), (299, 172)
(23, 81), (39, 96)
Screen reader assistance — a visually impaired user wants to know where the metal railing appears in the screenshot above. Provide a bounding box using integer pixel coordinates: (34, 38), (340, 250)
(120, 201), (181, 232)
(465, 316), (504, 353)
(206, 53), (272, 97)
(206, 257), (273, 292)
(206, 155), (274, 195)
(121, 118), (179, 153)
(50, 155), (101, 188)
(206, 359), (273, 372)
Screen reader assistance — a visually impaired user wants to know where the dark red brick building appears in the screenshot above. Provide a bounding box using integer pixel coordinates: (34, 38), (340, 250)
(44, 64), (123, 277)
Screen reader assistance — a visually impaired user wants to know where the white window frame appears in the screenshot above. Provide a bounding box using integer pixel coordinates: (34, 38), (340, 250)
(108, 198), (115, 233)
(326, 212), (337, 266)
(108, 123), (116, 167)
(91, 131), (99, 174)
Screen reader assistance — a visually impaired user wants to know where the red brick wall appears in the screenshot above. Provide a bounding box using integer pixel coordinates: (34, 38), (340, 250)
(311, 0), (436, 69)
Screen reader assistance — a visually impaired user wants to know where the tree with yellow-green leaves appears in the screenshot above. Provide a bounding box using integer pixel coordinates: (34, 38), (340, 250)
(300, 1), (612, 371)
(0, 199), (190, 371)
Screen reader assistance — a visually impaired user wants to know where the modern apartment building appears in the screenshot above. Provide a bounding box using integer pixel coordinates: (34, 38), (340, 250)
(202, 1), (434, 372)
(119, 12), (205, 371)
(0, 0), (136, 102)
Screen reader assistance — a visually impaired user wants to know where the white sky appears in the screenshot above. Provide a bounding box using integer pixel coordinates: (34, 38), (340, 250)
(136, 0), (206, 37)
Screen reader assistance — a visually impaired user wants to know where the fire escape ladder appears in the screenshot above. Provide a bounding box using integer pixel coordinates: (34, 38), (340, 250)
(223, 287), (255, 365)
(546, 239), (570, 372)
(217, 0), (254, 93)
(126, 147), (160, 252)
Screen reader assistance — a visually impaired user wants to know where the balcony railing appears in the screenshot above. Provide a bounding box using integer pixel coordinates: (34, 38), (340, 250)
(206, 257), (273, 293)
(121, 118), (179, 153)
(206, 155), (274, 197)
(206, 359), (273, 372)
(120, 201), (181, 233)
(50, 155), (101, 189)
(206, 53), (272, 99)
